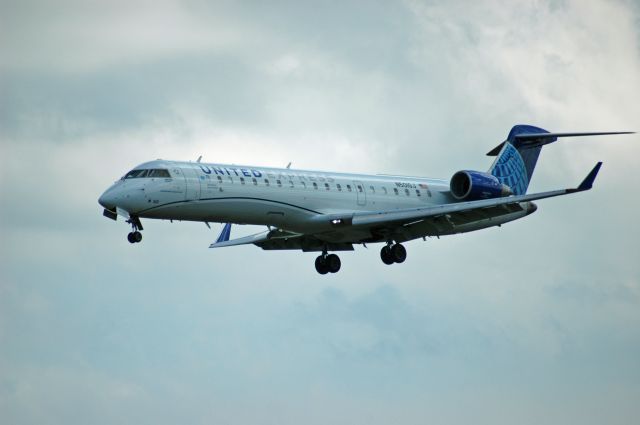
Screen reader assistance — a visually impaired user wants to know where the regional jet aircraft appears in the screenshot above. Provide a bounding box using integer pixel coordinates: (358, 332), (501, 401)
(98, 125), (632, 274)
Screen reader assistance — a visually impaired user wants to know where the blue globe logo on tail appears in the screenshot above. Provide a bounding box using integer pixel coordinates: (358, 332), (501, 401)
(489, 142), (529, 196)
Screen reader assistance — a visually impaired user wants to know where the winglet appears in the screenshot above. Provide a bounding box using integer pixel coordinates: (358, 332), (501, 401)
(215, 223), (232, 243)
(576, 162), (603, 191)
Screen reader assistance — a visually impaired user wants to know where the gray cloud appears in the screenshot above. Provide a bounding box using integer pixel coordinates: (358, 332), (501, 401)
(1, 1), (640, 424)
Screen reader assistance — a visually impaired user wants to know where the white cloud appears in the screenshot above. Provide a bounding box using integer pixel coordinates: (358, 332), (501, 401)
(0, 0), (255, 73)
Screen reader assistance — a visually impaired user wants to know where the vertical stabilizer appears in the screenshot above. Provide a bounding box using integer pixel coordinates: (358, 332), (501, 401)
(488, 125), (553, 195)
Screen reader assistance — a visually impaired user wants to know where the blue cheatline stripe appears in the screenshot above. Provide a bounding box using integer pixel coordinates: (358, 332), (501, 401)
(489, 142), (529, 195)
(136, 197), (323, 216)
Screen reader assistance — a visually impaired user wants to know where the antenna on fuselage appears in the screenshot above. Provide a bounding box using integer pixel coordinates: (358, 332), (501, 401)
(286, 162), (292, 169)
(196, 155), (202, 163)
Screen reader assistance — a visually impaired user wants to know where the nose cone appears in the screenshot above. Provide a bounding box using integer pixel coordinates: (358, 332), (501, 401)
(98, 190), (116, 210)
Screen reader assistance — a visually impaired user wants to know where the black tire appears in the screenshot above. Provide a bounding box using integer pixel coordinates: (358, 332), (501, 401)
(391, 243), (407, 263)
(315, 255), (329, 274)
(326, 254), (341, 273)
(127, 232), (136, 243)
(133, 231), (143, 243)
(380, 246), (394, 265)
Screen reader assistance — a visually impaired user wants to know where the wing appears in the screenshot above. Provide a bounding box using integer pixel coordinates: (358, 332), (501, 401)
(320, 162), (602, 236)
(209, 228), (271, 248)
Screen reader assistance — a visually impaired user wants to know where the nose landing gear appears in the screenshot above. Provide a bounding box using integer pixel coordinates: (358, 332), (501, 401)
(126, 216), (144, 244)
(127, 231), (142, 243)
(380, 242), (406, 265)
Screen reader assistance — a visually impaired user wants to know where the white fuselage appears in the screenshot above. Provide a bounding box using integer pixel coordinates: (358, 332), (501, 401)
(99, 159), (531, 243)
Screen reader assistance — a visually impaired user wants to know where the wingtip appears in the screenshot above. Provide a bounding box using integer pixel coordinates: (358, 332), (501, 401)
(577, 161), (603, 191)
(215, 223), (232, 243)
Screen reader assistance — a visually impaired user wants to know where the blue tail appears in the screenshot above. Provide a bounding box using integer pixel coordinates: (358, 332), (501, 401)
(487, 125), (555, 195)
(487, 125), (632, 195)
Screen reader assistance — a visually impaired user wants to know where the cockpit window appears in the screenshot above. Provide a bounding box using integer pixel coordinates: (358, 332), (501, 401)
(123, 168), (171, 179)
(123, 169), (146, 179)
(148, 169), (171, 178)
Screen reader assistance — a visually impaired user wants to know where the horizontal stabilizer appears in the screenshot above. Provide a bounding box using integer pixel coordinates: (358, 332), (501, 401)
(515, 131), (634, 142)
(487, 130), (634, 156)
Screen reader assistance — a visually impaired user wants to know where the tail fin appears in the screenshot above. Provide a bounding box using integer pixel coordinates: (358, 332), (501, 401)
(487, 125), (549, 195)
(487, 125), (633, 195)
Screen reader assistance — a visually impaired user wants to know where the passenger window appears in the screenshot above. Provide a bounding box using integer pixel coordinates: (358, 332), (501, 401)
(252, 178), (257, 185)
(228, 176), (233, 183)
(357, 185), (363, 192)
(369, 185), (375, 193)
(347, 185), (352, 192)
(393, 188), (399, 195)
(405, 188), (410, 196)
(264, 179), (270, 186)
(277, 179), (282, 187)
(240, 177), (245, 185)
(301, 182), (307, 189)
(289, 180), (294, 188)
(428, 190), (432, 197)
(416, 189), (421, 197)
(382, 187), (387, 195)
(336, 184), (342, 191)
(324, 183), (330, 190)
(217, 176), (223, 183)
(313, 182), (318, 190)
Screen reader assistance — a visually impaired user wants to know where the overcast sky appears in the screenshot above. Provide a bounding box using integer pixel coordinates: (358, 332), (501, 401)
(1, 1), (639, 424)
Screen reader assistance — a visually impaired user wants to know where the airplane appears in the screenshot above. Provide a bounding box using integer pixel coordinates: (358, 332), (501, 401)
(98, 125), (633, 274)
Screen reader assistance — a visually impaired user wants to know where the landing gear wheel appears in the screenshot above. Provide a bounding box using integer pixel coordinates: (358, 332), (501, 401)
(391, 243), (406, 263)
(315, 255), (329, 274)
(126, 216), (144, 244)
(326, 254), (341, 273)
(380, 246), (394, 265)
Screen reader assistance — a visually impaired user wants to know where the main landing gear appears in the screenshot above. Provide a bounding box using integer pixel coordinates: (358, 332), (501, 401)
(315, 252), (341, 275)
(126, 217), (143, 244)
(313, 243), (407, 274)
(380, 243), (406, 265)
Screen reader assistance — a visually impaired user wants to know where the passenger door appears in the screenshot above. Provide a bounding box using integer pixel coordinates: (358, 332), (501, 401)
(144, 168), (186, 205)
(353, 180), (366, 206)
(182, 166), (201, 201)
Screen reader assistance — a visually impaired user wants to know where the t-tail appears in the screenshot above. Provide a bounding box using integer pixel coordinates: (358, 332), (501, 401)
(487, 125), (633, 195)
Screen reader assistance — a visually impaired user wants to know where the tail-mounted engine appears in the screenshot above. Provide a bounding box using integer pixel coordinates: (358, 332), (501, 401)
(450, 170), (513, 201)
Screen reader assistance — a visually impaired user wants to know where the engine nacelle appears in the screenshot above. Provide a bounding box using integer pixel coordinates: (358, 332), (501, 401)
(450, 170), (513, 201)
